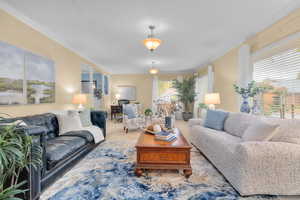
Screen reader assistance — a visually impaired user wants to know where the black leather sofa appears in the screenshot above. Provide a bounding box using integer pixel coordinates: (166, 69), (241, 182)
(9, 110), (106, 199)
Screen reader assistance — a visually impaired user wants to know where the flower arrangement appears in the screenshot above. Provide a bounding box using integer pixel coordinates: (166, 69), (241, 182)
(233, 81), (260, 98)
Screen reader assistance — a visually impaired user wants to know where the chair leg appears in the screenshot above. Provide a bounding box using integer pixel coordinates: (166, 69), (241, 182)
(126, 128), (128, 134)
(124, 126), (126, 130)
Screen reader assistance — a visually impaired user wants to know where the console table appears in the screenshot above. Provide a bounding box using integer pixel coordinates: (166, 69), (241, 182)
(111, 105), (122, 121)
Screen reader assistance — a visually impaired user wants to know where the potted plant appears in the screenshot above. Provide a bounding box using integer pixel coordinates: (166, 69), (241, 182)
(233, 81), (272, 114)
(0, 118), (42, 200)
(172, 76), (196, 121)
(144, 108), (153, 117)
(234, 81), (259, 113)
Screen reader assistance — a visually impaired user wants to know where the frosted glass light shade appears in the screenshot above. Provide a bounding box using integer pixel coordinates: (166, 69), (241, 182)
(115, 93), (121, 99)
(143, 38), (161, 51)
(149, 68), (159, 74)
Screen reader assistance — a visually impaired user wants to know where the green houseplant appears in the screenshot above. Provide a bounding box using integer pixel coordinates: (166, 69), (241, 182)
(172, 76), (196, 121)
(144, 108), (153, 117)
(0, 118), (42, 200)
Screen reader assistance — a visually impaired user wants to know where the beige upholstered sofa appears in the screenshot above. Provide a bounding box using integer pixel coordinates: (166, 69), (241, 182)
(189, 112), (300, 196)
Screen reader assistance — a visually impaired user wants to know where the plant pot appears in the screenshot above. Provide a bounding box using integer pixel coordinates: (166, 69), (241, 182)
(182, 112), (193, 121)
(240, 95), (251, 113)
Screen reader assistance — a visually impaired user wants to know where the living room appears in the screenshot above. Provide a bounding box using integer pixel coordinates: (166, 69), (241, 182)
(0, 1), (299, 200)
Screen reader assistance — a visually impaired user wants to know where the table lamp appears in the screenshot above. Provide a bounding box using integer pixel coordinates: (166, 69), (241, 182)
(204, 93), (220, 110)
(114, 93), (121, 104)
(72, 94), (87, 109)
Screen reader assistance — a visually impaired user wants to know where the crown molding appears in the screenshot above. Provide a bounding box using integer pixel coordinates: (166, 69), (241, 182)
(0, 2), (111, 73)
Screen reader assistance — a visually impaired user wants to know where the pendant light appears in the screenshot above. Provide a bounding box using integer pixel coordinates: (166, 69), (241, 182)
(149, 61), (159, 74)
(143, 25), (162, 51)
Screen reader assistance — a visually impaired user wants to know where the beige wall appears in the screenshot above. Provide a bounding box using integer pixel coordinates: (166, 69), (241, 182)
(110, 74), (153, 110)
(209, 8), (300, 112)
(213, 48), (239, 111)
(0, 9), (108, 117)
(110, 73), (191, 112)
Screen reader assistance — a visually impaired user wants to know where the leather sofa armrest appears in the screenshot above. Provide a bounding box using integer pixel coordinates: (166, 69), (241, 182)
(22, 125), (47, 136)
(91, 110), (107, 138)
(21, 125), (47, 177)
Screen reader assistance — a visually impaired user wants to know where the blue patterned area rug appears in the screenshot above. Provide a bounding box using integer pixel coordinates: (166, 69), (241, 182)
(41, 134), (277, 200)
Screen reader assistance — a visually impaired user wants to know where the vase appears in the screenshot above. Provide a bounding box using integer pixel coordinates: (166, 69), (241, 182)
(240, 95), (251, 113)
(251, 97), (260, 115)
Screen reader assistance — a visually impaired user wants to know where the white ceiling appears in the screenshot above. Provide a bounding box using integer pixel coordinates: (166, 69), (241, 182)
(1, 0), (299, 74)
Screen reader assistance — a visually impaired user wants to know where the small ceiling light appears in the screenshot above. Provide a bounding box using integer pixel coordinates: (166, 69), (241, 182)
(149, 61), (159, 74)
(143, 25), (162, 51)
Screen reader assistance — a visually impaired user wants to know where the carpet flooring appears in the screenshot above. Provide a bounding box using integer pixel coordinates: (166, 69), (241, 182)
(40, 120), (293, 200)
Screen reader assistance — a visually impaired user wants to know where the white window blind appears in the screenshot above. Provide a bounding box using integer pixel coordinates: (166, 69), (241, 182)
(253, 48), (300, 119)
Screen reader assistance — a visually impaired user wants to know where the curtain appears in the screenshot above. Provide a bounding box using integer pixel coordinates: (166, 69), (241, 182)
(152, 75), (159, 113)
(193, 77), (200, 118)
(194, 75), (208, 118)
(207, 65), (214, 93)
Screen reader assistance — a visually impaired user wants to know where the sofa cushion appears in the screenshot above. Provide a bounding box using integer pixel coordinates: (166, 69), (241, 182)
(123, 104), (137, 119)
(265, 118), (300, 142)
(19, 113), (59, 140)
(46, 135), (87, 170)
(79, 109), (93, 127)
(56, 111), (83, 135)
(191, 125), (241, 151)
(224, 112), (260, 137)
(204, 109), (229, 131)
(242, 120), (279, 142)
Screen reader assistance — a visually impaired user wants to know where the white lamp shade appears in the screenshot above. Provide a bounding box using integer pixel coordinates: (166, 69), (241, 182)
(72, 94), (87, 105)
(115, 93), (121, 99)
(204, 93), (221, 105)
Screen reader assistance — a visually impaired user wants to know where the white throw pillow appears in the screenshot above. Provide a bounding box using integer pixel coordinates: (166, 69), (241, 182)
(56, 111), (83, 135)
(242, 120), (279, 142)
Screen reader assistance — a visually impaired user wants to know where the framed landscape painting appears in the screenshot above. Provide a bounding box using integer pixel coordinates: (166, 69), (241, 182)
(26, 52), (55, 104)
(0, 41), (25, 105)
(104, 75), (109, 95)
(0, 41), (55, 105)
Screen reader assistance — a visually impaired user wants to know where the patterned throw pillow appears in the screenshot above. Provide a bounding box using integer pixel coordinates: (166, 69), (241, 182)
(204, 109), (229, 131)
(78, 109), (92, 127)
(123, 105), (136, 119)
(56, 111), (82, 135)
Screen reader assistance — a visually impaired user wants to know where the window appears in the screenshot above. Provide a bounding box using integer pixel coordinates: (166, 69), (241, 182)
(158, 80), (177, 102)
(253, 48), (300, 119)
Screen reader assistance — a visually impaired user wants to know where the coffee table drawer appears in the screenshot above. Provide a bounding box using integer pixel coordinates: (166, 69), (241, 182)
(139, 151), (188, 164)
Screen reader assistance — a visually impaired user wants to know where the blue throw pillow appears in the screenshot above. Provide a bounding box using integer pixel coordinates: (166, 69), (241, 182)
(204, 109), (229, 131)
(123, 105), (136, 119)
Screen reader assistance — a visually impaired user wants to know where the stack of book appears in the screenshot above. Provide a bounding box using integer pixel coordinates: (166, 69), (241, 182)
(155, 131), (177, 142)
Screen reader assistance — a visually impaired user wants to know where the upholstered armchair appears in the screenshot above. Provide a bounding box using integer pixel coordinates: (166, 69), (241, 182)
(122, 104), (143, 133)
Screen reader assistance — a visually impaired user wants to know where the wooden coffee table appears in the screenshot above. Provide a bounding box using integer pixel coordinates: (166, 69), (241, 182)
(135, 128), (192, 178)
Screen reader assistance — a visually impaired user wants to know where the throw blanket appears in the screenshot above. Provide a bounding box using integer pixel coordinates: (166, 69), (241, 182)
(64, 126), (104, 144)
(81, 126), (104, 143)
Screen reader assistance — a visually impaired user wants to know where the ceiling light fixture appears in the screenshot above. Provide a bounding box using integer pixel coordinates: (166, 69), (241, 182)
(143, 25), (162, 51)
(149, 61), (159, 75)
